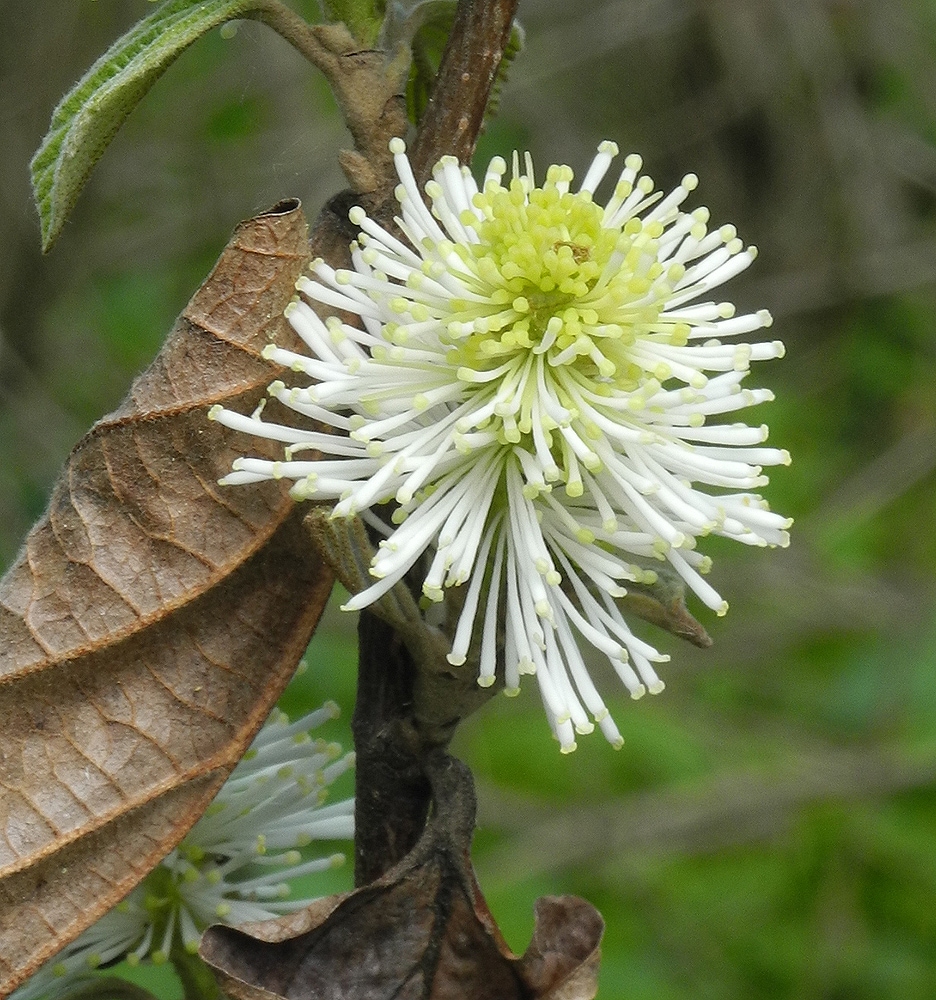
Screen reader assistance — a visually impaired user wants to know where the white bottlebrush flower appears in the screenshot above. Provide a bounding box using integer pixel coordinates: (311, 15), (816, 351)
(211, 139), (790, 752)
(12, 702), (354, 1000)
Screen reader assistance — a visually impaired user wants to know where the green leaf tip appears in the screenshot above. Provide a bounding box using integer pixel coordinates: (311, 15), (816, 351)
(29, 0), (267, 252)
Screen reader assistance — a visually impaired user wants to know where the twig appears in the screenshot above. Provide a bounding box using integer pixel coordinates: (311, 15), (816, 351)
(409, 0), (520, 180)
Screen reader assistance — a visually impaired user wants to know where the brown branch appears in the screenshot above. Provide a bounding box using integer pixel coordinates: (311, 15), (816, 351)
(351, 612), (432, 886)
(409, 0), (520, 181)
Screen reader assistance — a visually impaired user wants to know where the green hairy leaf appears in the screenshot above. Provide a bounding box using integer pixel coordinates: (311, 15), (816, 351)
(485, 16), (523, 123)
(30, 0), (265, 251)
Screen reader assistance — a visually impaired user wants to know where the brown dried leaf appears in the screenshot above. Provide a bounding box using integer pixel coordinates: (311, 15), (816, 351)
(0, 200), (337, 994)
(516, 897), (603, 1000)
(200, 755), (603, 1000)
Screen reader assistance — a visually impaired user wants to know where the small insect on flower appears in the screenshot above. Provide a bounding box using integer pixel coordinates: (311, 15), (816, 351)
(211, 139), (791, 751)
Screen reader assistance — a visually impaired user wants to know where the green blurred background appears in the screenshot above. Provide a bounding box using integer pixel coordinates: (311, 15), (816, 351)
(3, 1), (936, 997)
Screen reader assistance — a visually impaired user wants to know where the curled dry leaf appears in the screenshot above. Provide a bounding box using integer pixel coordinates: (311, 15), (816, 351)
(200, 754), (603, 1000)
(0, 201), (340, 994)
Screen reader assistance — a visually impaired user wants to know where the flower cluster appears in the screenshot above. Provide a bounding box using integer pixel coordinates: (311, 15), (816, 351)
(211, 139), (790, 751)
(13, 702), (354, 1000)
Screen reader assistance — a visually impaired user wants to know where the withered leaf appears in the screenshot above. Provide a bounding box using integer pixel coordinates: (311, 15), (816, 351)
(515, 896), (604, 1000)
(201, 755), (603, 1000)
(0, 200), (337, 994)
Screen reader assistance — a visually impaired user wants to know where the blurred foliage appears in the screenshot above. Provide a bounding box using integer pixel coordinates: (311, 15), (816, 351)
(3, 1), (936, 997)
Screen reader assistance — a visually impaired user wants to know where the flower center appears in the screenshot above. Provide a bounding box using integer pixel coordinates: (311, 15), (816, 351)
(456, 174), (615, 350)
(435, 169), (685, 483)
(440, 168), (685, 387)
